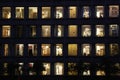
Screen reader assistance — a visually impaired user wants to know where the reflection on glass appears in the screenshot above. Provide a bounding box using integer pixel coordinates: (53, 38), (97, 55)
(42, 25), (51, 37)
(54, 25), (64, 37)
(109, 5), (119, 17)
(2, 7), (11, 19)
(55, 7), (63, 19)
(42, 7), (51, 19)
(109, 24), (119, 37)
(68, 63), (78, 75)
(68, 44), (77, 56)
(110, 63), (120, 76)
(15, 63), (24, 75)
(110, 44), (119, 56)
(82, 44), (91, 56)
(28, 63), (36, 75)
(68, 25), (77, 37)
(83, 6), (90, 18)
(96, 64), (105, 76)
(54, 63), (64, 75)
(28, 44), (37, 56)
(15, 7), (24, 19)
(82, 25), (91, 37)
(4, 44), (9, 56)
(69, 6), (77, 18)
(96, 25), (104, 37)
(96, 44), (105, 56)
(29, 7), (38, 19)
(30, 26), (36, 37)
(16, 44), (24, 56)
(41, 44), (50, 56)
(96, 6), (104, 18)
(55, 44), (63, 56)
(82, 63), (90, 76)
(42, 63), (50, 75)
(2, 25), (11, 38)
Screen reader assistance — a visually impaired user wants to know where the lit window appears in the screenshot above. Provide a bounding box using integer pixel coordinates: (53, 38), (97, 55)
(109, 5), (119, 17)
(30, 26), (37, 37)
(15, 26), (23, 38)
(3, 44), (9, 56)
(54, 63), (64, 75)
(55, 7), (64, 19)
(28, 62), (36, 75)
(109, 24), (119, 37)
(69, 6), (77, 18)
(96, 44), (105, 56)
(28, 44), (37, 56)
(82, 44), (91, 56)
(42, 63), (51, 75)
(2, 7), (11, 19)
(16, 44), (24, 56)
(83, 6), (90, 18)
(41, 44), (51, 56)
(42, 25), (51, 37)
(68, 44), (77, 56)
(42, 7), (51, 19)
(82, 25), (91, 37)
(96, 25), (105, 37)
(3, 63), (8, 76)
(96, 63), (106, 76)
(15, 7), (24, 19)
(29, 7), (38, 19)
(68, 63), (78, 75)
(55, 44), (63, 56)
(2, 25), (11, 38)
(110, 63), (120, 76)
(54, 25), (64, 37)
(110, 44), (119, 56)
(68, 25), (77, 37)
(96, 6), (104, 18)
(82, 63), (91, 76)
(15, 63), (24, 75)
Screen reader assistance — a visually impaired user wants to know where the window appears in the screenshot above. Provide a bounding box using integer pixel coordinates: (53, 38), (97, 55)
(15, 26), (24, 38)
(96, 25), (105, 37)
(42, 25), (51, 37)
(30, 26), (37, 37)
(82, 25), (91, 37)
(55, 44), (63, 56)
(16, 44), (24, 56)
(28, 44), (37, 56)
(96, 6), (104, 18)
(109, 24), (119, 37)
(55, 7), (64, 19)
(68, 63), (78, 75)
(96, 44), (105, 56)
(41, 44), (51, 56)
(83, 6), (90, 18)
(69, 6), (77, 18)
(54, 63), (64, 75)
(3, 63), (8, 76)
(42, 63), (51, 75)
(3, 44), (9, 56)
(110, 63), (120, 76)
(29, 7), (38, 19)
(68, 44), (77, 56)
(15, 63), (24, 75)
(96, 63), (106, 76)
(2, 25), (11, 38)
(82, 44), (91, 56)
(110, 44), (119, 56)
(54, 25), (64, 37)
(82, 63), (91, 76)
(109, 5), (119, 17)
(42, 7), (51, 19)
(68, 25), (77, 37)
(28, 62), (36, 75)
(15, 7), (24, 19)
(2, 7), (11, 19)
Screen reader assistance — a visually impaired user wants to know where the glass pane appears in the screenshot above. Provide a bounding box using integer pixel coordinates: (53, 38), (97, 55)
(15, 7), (24, 19)
(30, 26), (37, 37)
(68, 63), (78, 75)
(2, 25), (11, 38)
(41, 44), (51, 56)
(28, 44), (37, 56)
(55, 7), (64, 19)
(42, 63), (51, 75)
(110, 44), (119, 56)
(109, 24), (119, 37)
(54, 63), (64, 75)
(96, 44), (105, 56)
(96, 25), (105, 37)
(42, 25), (51, 37)
(96, 63), (106, 76)
(68, 44), (77, 56)
(2, 7), (11, 19)
(55, 44), (63, 56)
(96, 6), (104, 18)
(69, 6), (77, 18)
(68, 25), (77, 37)
(82, 25), (91, 37)
(54, 25), (64, 37)
(109, 5), (119, 17)
(83, 6), (90, 18)
(16, 44), (24, 56)
(42, 7), (51, 19)
(82, 44), (91, 56)
(4, 44), (9, 56)
(29, 7), (38, 19)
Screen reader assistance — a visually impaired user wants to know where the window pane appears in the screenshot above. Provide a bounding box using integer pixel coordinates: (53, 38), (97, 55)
(54, 63), (64, 75)
(55, 7), (64, 19)
(68, 63), (78, 75)
(42, 7), (51, 19)
(68, 25), (77, 37)
(28, 62), (36, 75)
(110, 63), (120, 76)
(28, 44), (37, 56)
(30, 26), (37, 37)
(68, 44), (77, 56)
(2, 25), (11, 38)
(96, 6), (104, 18)
(96, 44), (105, 56)
(82, 25), (91, 37)
(16, 44), (24, 56)
(83, 6), (90, 18)
(55, 44), (63, 56)
(109, 5), (119, 17)
(41, 44), (50, 56)
(2, 7), (11, 19)
(15, 7), (24, 19)
(3, 44), (9, 56)
(15, 63), (24, 75)
(96, 63), (106, 76)
(42, 25), (51, 37)
(109, 24), (119, 37)
(82, 44), (91, 56)
(29, 7), (38, 19)
(42, 63), (51, 75)
(54, 25), (64, 37)
(110, 44), (119, 56)
(96, 25), (105, 37)
(15, 26), (24, 38)
(69, 6), (77, 18)
(82, 63), (91, 76)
